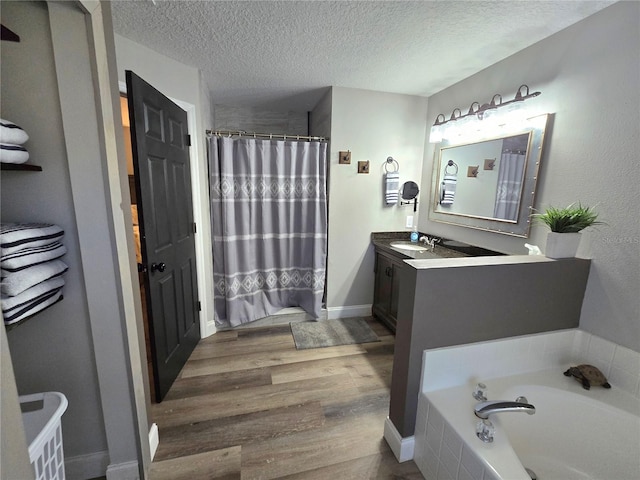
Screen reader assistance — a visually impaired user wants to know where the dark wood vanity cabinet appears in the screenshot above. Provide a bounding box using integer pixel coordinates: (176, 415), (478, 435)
(373, 250), (403, 332)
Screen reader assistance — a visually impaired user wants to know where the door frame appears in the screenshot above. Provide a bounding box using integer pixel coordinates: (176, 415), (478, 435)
(119, 81), (215, 340)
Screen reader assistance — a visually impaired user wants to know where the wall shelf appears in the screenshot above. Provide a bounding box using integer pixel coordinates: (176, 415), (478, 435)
(1, 163), (43, 172)
(1, 24), (20, 42)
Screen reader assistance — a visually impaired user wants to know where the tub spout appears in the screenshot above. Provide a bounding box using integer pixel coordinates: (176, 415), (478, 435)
(474, 400), (536, 420)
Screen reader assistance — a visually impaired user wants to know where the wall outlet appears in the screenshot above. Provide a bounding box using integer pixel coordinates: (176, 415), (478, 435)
(406, 216), (413, 228)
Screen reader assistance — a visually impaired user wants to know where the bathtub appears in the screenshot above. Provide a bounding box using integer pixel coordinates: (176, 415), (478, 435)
(416, 369), (640, 480)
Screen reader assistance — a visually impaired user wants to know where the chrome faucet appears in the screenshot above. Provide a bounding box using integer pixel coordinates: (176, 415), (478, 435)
(419, 235), (440, 251)
(474, 397), (536, 420)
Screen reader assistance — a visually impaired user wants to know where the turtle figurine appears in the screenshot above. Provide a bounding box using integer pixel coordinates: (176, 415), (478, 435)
(563, 364), (611, 390)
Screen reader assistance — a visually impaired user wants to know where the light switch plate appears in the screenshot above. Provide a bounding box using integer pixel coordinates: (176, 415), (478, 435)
(406, 216), (414, 228)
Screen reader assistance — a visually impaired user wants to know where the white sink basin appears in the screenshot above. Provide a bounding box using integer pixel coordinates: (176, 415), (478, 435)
(390, 241), (427, 252)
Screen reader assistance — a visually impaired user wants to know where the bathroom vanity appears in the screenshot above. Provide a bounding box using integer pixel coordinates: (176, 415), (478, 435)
(371, 232), (499, 332)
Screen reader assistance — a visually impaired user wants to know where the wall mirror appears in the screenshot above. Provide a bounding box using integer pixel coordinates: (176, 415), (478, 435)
(428, 114), (549, 237)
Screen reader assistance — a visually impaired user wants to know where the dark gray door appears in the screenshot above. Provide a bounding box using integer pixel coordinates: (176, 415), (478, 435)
(126, 71), (200, 402)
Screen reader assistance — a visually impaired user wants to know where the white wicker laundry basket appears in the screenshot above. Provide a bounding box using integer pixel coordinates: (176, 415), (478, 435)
(20, 392), (68, 480)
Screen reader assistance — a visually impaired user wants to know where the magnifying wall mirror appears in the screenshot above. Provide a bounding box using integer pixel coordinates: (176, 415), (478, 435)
(401, 181), (419, 212)
(402, 181), (419, 200)
(428, 114), (549, 237)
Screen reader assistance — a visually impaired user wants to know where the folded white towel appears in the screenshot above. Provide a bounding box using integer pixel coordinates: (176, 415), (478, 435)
(2, 276), (65, 313)
(1, 259), (68, 297)
(1, 223), (64, 256)
(0, 143), (29, 164)
(3, 288), (63, 325)
(385, 172), (400, 205)
(0, 119), (29, 145)
(1, 242), (66, 272)
(440, 173), (457, 205)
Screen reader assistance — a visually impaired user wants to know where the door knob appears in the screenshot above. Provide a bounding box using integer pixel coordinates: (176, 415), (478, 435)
(151, 262), (166, 273)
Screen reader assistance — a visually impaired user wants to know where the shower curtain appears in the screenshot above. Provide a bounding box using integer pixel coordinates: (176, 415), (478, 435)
(493, 151), (526, 221)
(208, 136), (328, 328)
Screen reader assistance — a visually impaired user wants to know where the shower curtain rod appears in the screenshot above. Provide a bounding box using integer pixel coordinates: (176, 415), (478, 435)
(206, 130), (327, 142)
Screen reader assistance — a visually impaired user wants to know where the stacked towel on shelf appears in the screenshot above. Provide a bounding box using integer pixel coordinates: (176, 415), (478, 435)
(385, 172), (400, 205)
(440, 173), (457, 206)
(0, 118), (30, 164)
(1, 223), (66, 325)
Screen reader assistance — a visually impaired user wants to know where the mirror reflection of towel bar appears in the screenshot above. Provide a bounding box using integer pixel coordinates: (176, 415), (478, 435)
(445, 160), (458, 175)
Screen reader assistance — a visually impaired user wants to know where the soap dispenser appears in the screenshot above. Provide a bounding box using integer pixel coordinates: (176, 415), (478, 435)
(410, 225), (419, 243)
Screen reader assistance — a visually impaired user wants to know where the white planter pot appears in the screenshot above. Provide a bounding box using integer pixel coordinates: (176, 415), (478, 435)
(545, 232), (581, 259)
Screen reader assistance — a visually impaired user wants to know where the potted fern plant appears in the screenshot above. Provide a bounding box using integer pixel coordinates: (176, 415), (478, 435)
(532, 203), (602, 258)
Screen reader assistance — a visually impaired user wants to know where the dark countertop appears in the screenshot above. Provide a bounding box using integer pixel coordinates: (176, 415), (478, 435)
(371, 232), (504, 260)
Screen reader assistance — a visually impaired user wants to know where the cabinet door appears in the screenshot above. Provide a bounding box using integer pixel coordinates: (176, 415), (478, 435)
(374, 254), (394, 313)
(389, 263), (401, 319)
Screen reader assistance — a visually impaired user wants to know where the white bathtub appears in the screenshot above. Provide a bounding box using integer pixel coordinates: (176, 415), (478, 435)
(417, 369), (640, 480)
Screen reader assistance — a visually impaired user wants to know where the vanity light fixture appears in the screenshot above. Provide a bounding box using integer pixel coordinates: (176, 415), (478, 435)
(429, 85), (541, 143)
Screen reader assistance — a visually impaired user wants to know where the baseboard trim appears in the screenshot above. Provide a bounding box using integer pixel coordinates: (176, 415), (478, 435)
(384, 417), (415, 462)
(106, 460), (139, 480)
(149, 423), (159, 461)
(327, 304), (372, 320)
(65, 450), (109, 480)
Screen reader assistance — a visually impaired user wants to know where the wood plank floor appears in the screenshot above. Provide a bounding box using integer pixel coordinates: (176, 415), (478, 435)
(149, 317), (423, 480)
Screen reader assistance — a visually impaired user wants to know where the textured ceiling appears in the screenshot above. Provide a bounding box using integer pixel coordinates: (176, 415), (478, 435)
(111, 0), (615, 112)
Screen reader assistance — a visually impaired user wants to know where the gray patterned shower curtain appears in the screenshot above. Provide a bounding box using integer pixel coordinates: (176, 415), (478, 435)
(208, 136), (328, 328)
(493, 151), (526, 221)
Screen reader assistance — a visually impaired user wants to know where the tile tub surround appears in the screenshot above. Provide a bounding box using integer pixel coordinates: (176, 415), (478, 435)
(414, 397), (502, 480)
(413, 330), (640, 480)
(420, 329), (640, 399)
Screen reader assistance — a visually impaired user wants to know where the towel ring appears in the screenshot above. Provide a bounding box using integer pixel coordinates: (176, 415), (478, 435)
(385, 156), (399, 173)
(445, 160), (458, 175)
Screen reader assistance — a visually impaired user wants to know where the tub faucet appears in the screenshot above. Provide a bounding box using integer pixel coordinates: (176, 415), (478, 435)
(474, 397), (536, 420)
(419, 235), (440, 251)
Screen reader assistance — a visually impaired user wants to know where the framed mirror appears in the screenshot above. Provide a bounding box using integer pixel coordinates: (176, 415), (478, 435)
(428, 114), (549, 237)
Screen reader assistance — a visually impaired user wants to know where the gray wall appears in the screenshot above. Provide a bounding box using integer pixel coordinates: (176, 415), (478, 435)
(213, 104), (309, 135)
(1, 0), (108, 460)
(309, 89), (332, 140)
(1, 326), (34, 480)
(2, 2), (144, 477)
(418, 2), (640, 352)
(390, 257), (591, 437)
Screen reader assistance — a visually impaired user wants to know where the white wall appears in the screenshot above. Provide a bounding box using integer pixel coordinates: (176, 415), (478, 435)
(327, 87), (428, 308)
(418, 2), (640, 352)
(114, 34), (216, 337)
